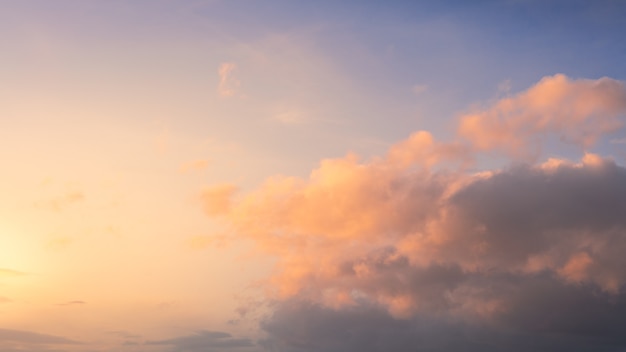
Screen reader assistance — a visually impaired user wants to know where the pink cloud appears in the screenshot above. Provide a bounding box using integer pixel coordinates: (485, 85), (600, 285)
(458, 74), (626, 158)
(218, 62), (240, 98)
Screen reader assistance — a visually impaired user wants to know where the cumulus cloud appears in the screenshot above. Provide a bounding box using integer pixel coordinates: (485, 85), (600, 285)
(458, 74), (626, 158)
(201, 74), (626, 351)
(260, 292), (626, 352)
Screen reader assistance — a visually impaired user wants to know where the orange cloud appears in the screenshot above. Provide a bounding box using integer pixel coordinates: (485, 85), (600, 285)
(559, 252), (593, 283)
(34, 191), (85, 211)
(200, 184), (238, 216)
(45, 237), (74, 250)
(203, 75), (626, 321)
(179, 159), (210, 173)
(458, 74), (626, 158)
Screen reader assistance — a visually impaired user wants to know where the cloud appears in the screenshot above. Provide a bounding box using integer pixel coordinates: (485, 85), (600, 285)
(0, 268), (27, 277)
(272, 107), (308, 124)
(200, 184), (238, 216)
(260, 293), (626, 352)
(46, 237), (74, 251)
(412, 84), (428, 95)
(206, 152), (626, 311)
(458, 74), (626, 158)
(180, 159), (210, 173)
(0, 328), (80, 345)
(106, 330), (141, 339)
(147, 330), (254, 352)
(56, 301), (86, 306)
(202, 74), (626, 351)
(610, 137), (626, 144)
(34, 191), (85, 212)
(218, 62), (241, 98)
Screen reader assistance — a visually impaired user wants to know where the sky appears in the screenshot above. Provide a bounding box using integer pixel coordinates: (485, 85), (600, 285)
(1, 1), (626, 351)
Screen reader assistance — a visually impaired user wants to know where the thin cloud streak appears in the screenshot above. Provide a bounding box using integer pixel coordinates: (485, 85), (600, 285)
(218, 62), (241, 98)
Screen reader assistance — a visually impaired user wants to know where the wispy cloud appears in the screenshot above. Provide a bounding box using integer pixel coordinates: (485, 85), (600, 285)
(33, 191), (85, 212)
(179, 159), (210, 173)
(46, 237), (74, 251)
(200, 184), (238, 216)
(56, 300), (86, 306)
(412, 84), (428, 95)
(147, 330), (253, 352)
(0, 268), (27, 277)
(610, 137), (626, 144)
(218, 62), (241, 98)
(0, 328), (80, 345)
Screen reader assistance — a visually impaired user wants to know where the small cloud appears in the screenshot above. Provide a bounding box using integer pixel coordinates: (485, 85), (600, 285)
(0, 268), (27, 277)
(156, 300), (176, 309)
(186, 235), (215, 249)
(270, 105), (343, 125)
(200, 184), (238, 216)
(0, 328), (81, 345)
(272, 108), (308, 124)
(497, 79), (512, 95)
(0, 296), (12, 303)
(34, 191), (85, 212)
(412, 84), (429, 95)
(147, 330), (253, 351)
(57, 300), (86, 306)
(610, 137), (626, 144)
(218, 62), (241, 98)
(179, 159), (210, 174)
(106, 330), (141, 339)
(46, 237), (74, 250)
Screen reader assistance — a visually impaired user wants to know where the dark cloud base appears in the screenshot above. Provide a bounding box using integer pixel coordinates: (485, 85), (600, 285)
(261, 284), (626, 352)
(253, 159), (626, 352)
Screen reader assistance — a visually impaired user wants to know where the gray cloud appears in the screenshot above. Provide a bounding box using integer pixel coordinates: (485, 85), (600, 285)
(260, 288), (626, 352)
(0, 328), (80, 345)
(441, 158), (626, 290)
(232, 158), (626, 351)
(147, 330), (254, 352)
(106, 330), (141, 339)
